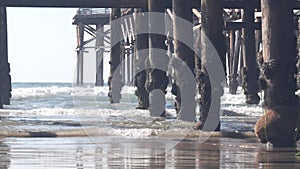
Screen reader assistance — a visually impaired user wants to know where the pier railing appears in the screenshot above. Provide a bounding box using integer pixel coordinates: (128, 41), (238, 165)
(76, 8), (111, 15)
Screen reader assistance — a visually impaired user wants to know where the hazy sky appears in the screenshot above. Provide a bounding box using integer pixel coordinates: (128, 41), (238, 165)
(7, 8), (78, 82)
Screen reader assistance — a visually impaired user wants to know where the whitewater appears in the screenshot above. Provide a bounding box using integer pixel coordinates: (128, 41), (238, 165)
(0, 83), (298, 138)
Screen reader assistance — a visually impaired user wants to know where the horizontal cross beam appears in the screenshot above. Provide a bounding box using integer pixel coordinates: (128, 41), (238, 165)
(1, 0), (300, 11)
(0, 0), (148, 8)
(0, 0), (262, 9)
(225, 22), (300, 30)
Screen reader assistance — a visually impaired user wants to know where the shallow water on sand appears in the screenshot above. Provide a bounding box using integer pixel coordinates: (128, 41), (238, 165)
(1, 137), (300, 169)
(0, 83), (299, 168)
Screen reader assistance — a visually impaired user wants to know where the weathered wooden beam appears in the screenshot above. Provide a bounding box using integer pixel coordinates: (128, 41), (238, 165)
(0, 6), (5, 109)
(0, 6), (11, 106)
(84, 27), (96, 37)
(195, 0), (226, 131)
(79, 49), (84, 86)
(293, 1), (300, 9)
(130, 35), (135, 86)
(75, 50), (80, 86)
(228, 30), (235, 78)
(121, 42), (126, 85)
(298, 17), (300, 89)
(1, 0), (279, 9)
(229, 30), (241, 94)
(255, 0), (299, 147)
(122, 17), (133, 86)
(239, 45), (244, 86)
(3, 0), (300, 10)
(225, 22), (300, 31)
(5, 0), (300, 10)
(1, 0), (148, 8)
(241, 8), (260, 104)
(147, 0), (169, 117)
(75, 25), (84, 86)
(130, 38), (135, 86)
(255, 17), (262, 54)
(108, 8), (123, 103)
(192, 9), (201, 19)
(228, 30), (240, 94)
(95, 24), (104, 86)
(72, 15), (110, 26)
(172, 0), (196, 122)
(225, 22), (261, 30)
(126, 44), (131, 85)
(223, 0), (260, 9)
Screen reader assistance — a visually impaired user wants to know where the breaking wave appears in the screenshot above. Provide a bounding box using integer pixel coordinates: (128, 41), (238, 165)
(11, 85), (138, 100)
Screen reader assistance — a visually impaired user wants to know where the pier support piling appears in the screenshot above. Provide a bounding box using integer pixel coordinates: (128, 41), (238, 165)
(108, 8), (123, 103)
(147, 0), (169, 117)
(0, 6), (11, 108)
(254, 0), (299, 147)
(95, 24), (104, 87)
(134, 8), (149, 109)
(172, 0), (196, 121)
(195, 0), (226, 131)
(297, 17), (300, 89)
(229, 30), (241, 94)
(255, 17), (262, 55)
(228, 31), (235, 90)
(76, 25), (84, 86)
(241, 7), (260, 104)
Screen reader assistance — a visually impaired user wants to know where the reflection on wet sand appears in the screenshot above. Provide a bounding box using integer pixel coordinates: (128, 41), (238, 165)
(0, 137), (299, 168)
(0, 141), (9, 169)
(256, 148), (300, 169)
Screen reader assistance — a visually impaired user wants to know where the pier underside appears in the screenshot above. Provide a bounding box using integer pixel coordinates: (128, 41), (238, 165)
(0, 0), (299, 149)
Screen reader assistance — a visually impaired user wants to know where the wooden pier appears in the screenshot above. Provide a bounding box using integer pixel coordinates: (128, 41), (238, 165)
(72, 8), (110, 86)
(0, 0), (300, 147)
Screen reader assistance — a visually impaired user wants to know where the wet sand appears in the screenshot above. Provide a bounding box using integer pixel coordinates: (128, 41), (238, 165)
(0, 115), (300, 168)
(0, 136), (300, 169)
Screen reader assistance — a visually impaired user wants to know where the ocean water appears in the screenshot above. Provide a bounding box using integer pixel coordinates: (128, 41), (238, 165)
(0, 82), (267, 136)
(8, 82), (264, 114)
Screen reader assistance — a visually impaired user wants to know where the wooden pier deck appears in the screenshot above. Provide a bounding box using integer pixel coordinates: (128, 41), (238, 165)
(5, 0), (300, 9)
(0, 0), (261, 8)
